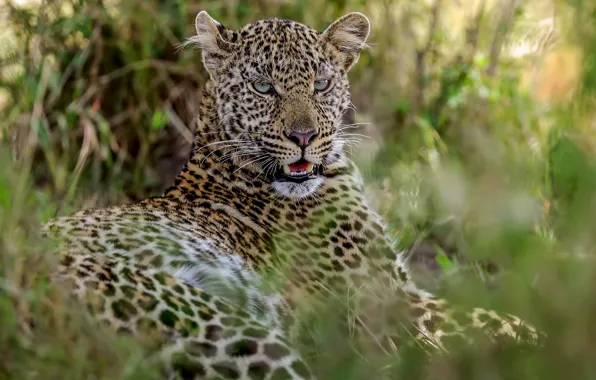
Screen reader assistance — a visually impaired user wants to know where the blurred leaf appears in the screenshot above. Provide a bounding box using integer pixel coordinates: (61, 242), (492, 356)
(435, 245), (454, 271)
(151, 109), (168, 131)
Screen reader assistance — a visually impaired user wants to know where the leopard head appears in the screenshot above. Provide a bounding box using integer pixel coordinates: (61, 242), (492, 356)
(190, 11), (370, 198)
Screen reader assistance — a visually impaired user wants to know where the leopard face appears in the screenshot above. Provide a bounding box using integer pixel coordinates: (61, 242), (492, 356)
(189, 12), (370, 198)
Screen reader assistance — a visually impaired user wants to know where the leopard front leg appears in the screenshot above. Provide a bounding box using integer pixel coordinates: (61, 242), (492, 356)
(403, 291), (542, 350)
(54, 251), (314, 380)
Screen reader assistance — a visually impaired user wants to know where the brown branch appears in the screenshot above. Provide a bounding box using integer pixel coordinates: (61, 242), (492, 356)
(465, 0), (486, 62)
(409, 0), (443, 124)
(486, 0), (521, 76)
(69, 59), (203, 113)
(430, 0), (487, 129)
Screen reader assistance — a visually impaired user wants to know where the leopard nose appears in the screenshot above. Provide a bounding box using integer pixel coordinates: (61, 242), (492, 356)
(287, 130), (318, 148)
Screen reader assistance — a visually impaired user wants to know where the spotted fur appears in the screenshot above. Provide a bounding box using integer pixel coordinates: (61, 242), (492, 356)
(43, 12), (539, 379)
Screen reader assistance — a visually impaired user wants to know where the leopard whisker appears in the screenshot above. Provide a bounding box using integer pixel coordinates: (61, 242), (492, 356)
(201, 143), (253, 165)
(253, 157), (277, 181)
(217, 148), (261, 165)
(234, 155), (272, 173)
(336, 132), (371, 139)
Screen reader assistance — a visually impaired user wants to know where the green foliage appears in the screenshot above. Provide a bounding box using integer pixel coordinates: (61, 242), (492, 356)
(2, 0), (596, 379)
(0, 146), (159, 379)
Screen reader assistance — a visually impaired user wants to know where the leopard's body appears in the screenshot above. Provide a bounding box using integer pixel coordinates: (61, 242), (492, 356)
(43, 12), (539, 379)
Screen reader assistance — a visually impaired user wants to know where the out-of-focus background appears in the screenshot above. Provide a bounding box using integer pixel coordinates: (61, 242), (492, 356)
(2, 0), (596, 379)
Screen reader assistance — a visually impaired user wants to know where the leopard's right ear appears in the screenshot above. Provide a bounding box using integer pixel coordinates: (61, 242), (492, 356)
(322, 12), (370, 71)
(189, 11), (236, 75)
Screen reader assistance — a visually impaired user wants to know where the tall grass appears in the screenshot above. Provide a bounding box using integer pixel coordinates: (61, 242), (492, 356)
(3, 0), (596, 379)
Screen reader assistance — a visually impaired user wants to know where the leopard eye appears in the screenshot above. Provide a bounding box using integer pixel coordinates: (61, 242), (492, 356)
(314, 79), (331, 92)
(252, 81), (274, 94)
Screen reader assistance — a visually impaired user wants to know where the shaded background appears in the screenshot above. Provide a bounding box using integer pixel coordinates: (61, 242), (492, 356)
(3, 0), (596, 379)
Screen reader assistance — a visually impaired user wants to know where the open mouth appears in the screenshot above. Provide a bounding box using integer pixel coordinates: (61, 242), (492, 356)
(274, 159), (323, 183)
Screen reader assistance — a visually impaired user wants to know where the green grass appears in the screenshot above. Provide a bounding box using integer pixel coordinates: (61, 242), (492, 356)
(3, 0), (596, 379)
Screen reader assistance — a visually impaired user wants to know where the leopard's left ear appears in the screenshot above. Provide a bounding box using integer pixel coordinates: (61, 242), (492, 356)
(189, 11), (237, 76)
(322, 12), (370, 71)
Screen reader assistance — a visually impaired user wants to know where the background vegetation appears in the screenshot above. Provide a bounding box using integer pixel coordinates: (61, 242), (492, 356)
(2, 0), (596, 378)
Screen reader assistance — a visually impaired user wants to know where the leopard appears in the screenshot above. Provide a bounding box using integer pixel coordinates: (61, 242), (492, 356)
(42, 11), (541, 380)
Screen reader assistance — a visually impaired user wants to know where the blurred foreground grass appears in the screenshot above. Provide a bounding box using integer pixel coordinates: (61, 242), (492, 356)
(3, 0), (596, 379)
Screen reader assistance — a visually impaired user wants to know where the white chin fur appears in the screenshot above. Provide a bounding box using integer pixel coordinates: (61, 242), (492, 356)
(272, 178), (324, 199)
